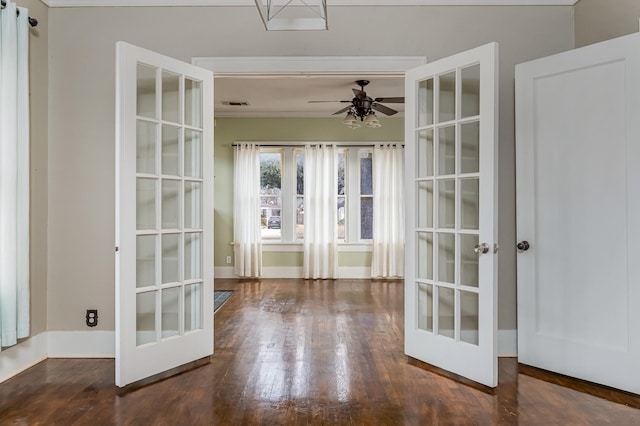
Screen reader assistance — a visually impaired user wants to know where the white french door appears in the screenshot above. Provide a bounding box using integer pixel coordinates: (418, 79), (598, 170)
(115, 42), (214, 387)
(516, 33), (640, 395)
(404, 43), (499, 387)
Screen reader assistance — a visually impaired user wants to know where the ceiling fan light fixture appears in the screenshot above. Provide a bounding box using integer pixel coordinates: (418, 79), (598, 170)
(364, 112), (382, 128)
(344, 111), (361, 129)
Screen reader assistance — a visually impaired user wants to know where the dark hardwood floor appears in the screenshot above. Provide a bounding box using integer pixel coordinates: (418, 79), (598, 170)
(1, 279), (639, 425)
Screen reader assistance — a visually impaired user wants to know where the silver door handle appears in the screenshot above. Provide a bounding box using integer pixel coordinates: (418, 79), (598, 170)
(516, 241), (530, 252)
(474, 243), (490, 255)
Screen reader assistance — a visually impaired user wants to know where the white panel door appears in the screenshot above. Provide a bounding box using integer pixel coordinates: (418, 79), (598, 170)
(115, 42), (214, 387)
(516, 33), (640, 394)
(405, 43), (499, 387)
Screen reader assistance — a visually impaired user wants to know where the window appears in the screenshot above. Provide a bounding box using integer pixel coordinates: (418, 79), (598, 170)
(259, 146), (373, 243)
(260, 150), (282, 240)
(359, 151), (373, 240)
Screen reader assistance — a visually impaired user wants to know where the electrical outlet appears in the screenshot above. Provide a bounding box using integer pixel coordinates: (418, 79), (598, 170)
(86, 309), (98, 327)
(226, 255), (232, 264)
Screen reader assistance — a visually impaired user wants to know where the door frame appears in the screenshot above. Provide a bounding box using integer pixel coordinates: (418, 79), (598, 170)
(192, 56), (427, 77)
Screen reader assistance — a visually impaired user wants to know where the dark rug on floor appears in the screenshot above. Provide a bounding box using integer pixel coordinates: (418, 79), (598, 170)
(214, 290), (234, 313)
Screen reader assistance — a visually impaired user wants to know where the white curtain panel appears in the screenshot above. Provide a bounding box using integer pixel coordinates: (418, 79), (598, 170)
(303, 145), (338, 279)
(371, 144), (405, 278)
(0, 1), (30, 350)
(233, 143), (262, 277)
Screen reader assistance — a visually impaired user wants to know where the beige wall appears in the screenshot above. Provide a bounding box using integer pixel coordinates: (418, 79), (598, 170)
(47, 5), (574, 332)
(575, 0), (640, 47)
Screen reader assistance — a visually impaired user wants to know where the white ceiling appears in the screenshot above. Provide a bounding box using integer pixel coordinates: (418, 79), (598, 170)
(215, 74), (405, 117)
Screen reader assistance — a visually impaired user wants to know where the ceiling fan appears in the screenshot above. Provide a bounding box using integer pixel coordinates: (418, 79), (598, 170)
(308, 80), (404, 125)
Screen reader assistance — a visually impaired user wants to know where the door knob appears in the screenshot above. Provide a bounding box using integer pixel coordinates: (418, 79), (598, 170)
(474, 243), (490, 255)
(516, 241), (530, 252)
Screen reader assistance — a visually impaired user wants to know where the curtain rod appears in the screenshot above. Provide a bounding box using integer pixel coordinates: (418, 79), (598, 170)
(230, 143), (404, 148)
(1, 1), (38, 27)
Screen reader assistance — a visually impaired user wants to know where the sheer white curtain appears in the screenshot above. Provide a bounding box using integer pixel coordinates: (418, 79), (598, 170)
(303, 144), (338, 279)
(0, 1), (30, 350)
(371, 144), (404, 278)
(233, 143), (262, 277)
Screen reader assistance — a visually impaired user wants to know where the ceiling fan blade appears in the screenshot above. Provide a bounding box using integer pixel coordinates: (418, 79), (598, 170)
(371, 103), (398, 116)
(332, 106), (353, 116)
(353, 88), (366, 99)
(308, 100), (351, 103)
(374, 97), (404, 103)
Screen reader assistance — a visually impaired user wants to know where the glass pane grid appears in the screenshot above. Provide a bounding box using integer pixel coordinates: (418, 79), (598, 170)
(134, 66), (206, 346)
(412, 63), (484, 346)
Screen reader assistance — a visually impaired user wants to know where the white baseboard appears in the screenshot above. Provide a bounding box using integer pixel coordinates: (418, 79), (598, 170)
(498, 329), (517, 357)
(47, 331), (115, 358)
(214, 266), (235, 279)
(0, 332), (48, 383)
(263, 266), (303, 278)
(339, 266), (372, 279)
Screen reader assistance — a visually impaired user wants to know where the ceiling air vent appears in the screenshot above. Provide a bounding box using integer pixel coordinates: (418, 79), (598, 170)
(222, 101), (250, 106)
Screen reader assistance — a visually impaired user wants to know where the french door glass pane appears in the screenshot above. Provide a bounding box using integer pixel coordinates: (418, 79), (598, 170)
(460, 290), (479, 345)
(136, 291), (156, 346)
(438, 71), (456, 123)
(437, 233), (455, 284)
(438, 179), (455, 229)
(137, 121), (157, 174)
(438, 286), (455, 338)
(417, 181), (433, 228)
(136, 235), (156, 288)
(461, 64), (480, 118)
(161, 287), (180, 339)
(162, 234), (180, 284)
(137, 64), (156, 119)
(162, 71), (180, 124)
(184, 283), (202, 332)
(184, 130), (202, 178)
(461, 178), (479, 230)
(417, 129), (434, 177)
(162, 125), (180, 176)
(460, 234), (479, 288)
(184, 181), (201, 229)
(184, 78), (202, 128)
(438, 126), (456, 175)
(417, 232), (433, 280)
(184, 232), (202, 280)
(162, 180), (180, 229)
(418, 78), (434, 127)
(418, 283), (433, 332)
(461, 121), (480, 174)
(136, 178), (156, 230)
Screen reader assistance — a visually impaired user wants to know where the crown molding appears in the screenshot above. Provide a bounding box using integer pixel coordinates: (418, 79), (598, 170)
(41, 0), (578, 9)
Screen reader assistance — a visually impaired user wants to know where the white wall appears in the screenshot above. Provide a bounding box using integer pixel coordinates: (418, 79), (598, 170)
(47, 5), (574, 332)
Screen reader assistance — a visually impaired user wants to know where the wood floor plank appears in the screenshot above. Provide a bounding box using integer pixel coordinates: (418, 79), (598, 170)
(1, 278), (639, 425)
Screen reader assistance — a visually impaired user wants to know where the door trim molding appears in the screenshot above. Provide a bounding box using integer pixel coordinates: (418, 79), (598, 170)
(192, 56), (427, 75)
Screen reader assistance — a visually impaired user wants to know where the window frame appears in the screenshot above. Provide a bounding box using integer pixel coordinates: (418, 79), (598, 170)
(259, 145), (374, 245)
